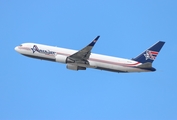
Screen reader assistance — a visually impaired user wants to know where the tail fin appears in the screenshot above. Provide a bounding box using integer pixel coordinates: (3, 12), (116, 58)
(132, 41), (165, 63)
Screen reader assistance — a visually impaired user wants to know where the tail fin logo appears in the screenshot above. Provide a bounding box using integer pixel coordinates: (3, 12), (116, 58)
(144, 50), (158, 60)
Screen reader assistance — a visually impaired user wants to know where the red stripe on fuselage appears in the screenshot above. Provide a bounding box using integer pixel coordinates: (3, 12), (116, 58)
(19, 46), (140, 67)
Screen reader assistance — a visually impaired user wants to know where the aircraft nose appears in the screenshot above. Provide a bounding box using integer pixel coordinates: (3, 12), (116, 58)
(15, 46), (19, 52)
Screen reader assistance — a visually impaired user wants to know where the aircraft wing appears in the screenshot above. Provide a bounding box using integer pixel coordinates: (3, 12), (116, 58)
(68, 36), (100, 62)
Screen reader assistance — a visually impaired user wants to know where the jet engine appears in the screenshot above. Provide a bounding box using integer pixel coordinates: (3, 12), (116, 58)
(55, 55), (75, 63)
(55, 55), (67, 63)
(55, 55), (86, 70)
(66, 64), (86, 71)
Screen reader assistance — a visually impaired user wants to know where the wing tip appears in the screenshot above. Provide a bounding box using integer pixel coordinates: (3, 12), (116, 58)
(95, 35), (100, 40)
(88, 35), (100, 46)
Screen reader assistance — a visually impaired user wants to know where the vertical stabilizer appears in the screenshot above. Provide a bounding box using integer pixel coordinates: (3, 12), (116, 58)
(132, 41), (165, 63)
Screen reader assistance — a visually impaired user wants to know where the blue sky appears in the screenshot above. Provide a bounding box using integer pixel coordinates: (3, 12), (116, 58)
(1, 0), (177, 120)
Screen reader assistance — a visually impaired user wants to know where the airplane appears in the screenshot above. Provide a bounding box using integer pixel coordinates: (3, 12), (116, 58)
(15, 36), (165, 73)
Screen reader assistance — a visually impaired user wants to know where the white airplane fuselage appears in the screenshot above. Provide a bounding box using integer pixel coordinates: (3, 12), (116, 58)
(15, 43), (153, 73)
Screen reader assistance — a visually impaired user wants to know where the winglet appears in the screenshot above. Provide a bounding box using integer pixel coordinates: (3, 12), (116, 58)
(88, 36), (100, 46)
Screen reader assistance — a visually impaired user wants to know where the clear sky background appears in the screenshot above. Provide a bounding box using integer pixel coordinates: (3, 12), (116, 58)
(1, 0), (177, 120)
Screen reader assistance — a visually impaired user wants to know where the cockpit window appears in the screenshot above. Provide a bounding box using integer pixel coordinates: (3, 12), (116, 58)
(19, 44), (22, 46)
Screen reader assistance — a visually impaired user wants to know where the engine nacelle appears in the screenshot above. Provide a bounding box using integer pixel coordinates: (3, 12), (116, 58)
(55, 55), (76, 64)
(55, 55), (67, 63)
(66, 64), (86, 71)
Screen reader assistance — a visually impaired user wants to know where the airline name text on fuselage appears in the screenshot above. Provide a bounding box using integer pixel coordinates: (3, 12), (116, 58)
(31, 45), (56, 55)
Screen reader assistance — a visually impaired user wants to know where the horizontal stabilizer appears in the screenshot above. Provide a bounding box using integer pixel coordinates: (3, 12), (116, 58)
(136, 62), (156, 71)
(137, 62), (152, 68)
